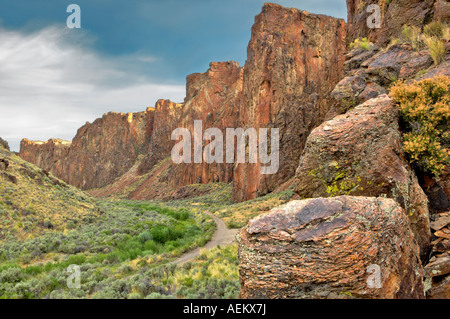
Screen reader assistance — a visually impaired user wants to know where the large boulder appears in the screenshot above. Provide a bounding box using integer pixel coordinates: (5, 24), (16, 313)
(238, 196), (425, 299)
(293, 95), (431, 259)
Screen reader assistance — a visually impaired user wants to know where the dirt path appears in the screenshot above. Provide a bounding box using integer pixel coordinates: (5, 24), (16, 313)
(170, 212), (238, 265)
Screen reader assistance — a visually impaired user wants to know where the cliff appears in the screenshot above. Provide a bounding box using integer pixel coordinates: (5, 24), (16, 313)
(233, 3), (346, 202)
(20, 109), (154, 190)
(137, 99), (183, 175)
(168, 61), (243, 187)
(21, 4), (346, 199)
(346, 0), (448, 45)
(20, 138), (71, 178)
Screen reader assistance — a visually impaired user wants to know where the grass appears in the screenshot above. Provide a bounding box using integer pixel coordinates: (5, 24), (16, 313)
(162, 182), (296, 229)
(0, 199), (217, 299)
(424, 36), (446, 66)
(390, 21), (449, 65)
(0, 147), (101, 241)
(350, 38), (371, 51)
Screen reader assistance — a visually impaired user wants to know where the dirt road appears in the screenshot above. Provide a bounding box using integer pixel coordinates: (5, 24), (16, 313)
(170, 212), (238, 265)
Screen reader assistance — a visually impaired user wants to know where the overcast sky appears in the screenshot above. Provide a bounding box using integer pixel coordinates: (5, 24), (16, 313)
(0, 0), (346, 151)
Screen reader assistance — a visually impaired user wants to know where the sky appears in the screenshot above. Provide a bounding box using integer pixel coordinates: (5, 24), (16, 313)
(0, 0), (347, 151)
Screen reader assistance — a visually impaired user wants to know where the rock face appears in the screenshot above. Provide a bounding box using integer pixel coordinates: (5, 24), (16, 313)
(138, 99), (183, 175)
(26, 3), (346, 199)
(425, 211), (450, 299)
(346, 0), (437, 46)
(20, 109), (154, 190)
(168, 61), (243, 187)
(20, 138), (71, 178)
(64, 110), (154, 189)
(333, 44), (434, 112)
(434, 0), (450, 22)
(293, 96), (431, 259)
(233, 3), (347, 202)
(238, 196), (425, 299)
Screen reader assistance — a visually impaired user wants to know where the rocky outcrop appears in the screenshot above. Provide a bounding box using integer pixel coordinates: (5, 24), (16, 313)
(168, 61), (242, 187)
(20, 138), (71, 178)
(238, 196), (425, 299)
(434, 0), (450, 22)
(233, 3), (347, 202)
(0, 138), (10, 151)
(426, 211), (450, 299)
(64, 109), (154, 189)
(138, 99), (182, 175)
(293, 96), (431, 259)
(20, 109), (154, 190)
(346, 0), (437, 46)
(333, 44), (434, 111)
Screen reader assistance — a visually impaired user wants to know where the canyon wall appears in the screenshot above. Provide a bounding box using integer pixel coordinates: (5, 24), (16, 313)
(20, 3), (346, 201)
(168, 61), (243, 187)
(137, 99), (183, 175)
(233, 3), (346, 202)
(346, 0), (444, 45)
(20, 138), (70, 178)
(20, 109), (154, 190)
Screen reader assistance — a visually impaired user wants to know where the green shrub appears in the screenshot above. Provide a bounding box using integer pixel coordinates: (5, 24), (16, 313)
(390, 76), (450, 177)
(401, 25), (424, 51)
(350, 37), (371, 51)
(424, 21), (445, 39)
(396, 22), (448, 64)
(423, 36), (446, 65)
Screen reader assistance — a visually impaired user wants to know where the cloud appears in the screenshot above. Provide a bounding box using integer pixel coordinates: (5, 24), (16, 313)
(0, 25), (186, 151)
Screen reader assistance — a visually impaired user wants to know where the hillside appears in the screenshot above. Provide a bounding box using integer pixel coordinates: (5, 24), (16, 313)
(0, 141), (101, 241)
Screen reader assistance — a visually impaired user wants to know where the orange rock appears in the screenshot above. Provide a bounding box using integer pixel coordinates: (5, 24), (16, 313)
(346, 0), (437, 46)
(20, 109), (154, 190)
(293, 96), (431, 259)
(238, 196), (425, 299)
(233, 3), (346, 202)
(168, 61), (243, 188)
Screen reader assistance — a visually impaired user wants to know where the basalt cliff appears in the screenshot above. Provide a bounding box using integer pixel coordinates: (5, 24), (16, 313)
(20, 3), (347, 202)
(18, 2), (449, 299)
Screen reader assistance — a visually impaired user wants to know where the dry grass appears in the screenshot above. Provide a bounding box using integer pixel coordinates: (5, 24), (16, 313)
(0, 147), (101, 241)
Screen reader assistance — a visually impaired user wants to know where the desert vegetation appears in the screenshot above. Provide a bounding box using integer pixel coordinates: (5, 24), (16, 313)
(390, 21), (449, 65)
(391, 75), (449, 177)
(0, 198), (221, 299)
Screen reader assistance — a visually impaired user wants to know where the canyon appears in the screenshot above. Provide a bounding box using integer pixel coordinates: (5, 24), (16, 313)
(16, 1), (449, 299)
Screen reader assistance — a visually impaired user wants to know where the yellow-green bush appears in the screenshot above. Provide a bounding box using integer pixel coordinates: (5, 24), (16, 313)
(400, 25), (424, 51)
(390, 76), (450, 177)
(350, 38), (371, 51)
(424, 21), (445, 39)
(423, 36), (446, 65)
(393, 22), (448, 65)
